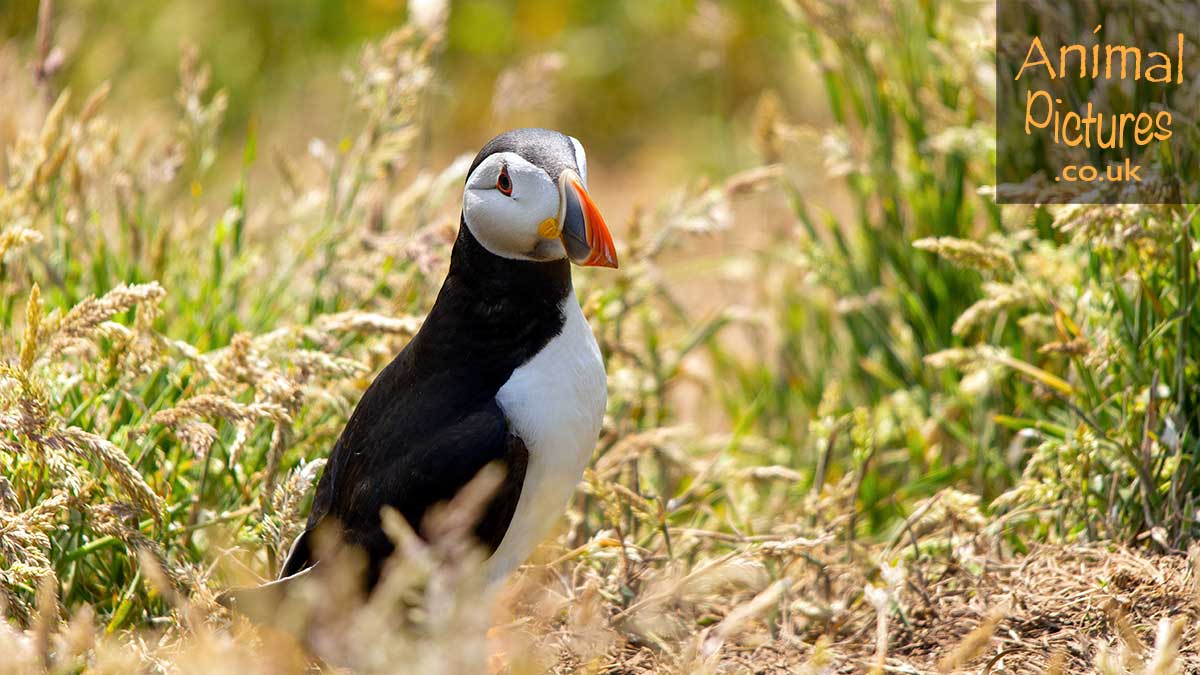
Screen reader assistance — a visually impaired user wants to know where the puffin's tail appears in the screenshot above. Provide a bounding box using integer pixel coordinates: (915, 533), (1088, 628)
(217, 564), (319, 623)
(219, 529), (319, 618)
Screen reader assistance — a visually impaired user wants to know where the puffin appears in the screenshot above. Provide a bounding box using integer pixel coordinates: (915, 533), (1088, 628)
(231, 128), (617, 605)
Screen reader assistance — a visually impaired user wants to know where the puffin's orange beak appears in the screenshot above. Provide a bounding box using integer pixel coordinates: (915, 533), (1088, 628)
(558, 170), (618, 269)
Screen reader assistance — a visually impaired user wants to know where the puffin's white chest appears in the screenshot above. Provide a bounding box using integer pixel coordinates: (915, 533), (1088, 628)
(488, 290), (606, 580)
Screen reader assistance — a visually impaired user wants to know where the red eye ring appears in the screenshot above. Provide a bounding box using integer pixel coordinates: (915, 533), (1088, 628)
(497, 165), (513, 196)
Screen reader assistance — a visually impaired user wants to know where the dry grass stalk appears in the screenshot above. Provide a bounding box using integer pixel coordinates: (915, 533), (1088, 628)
(936, 608), (1004, 673)
(0, 226), (43, 261)
(1145, 618), (1185, 675)
(40, 283), (165, 359)
(19, 286), (41, 373)
(913, 236), (1016, 273)
(32, 574), (57, 671)
(151, 394), (290, 428)
(951, 281), (1037, 337)
(39, 427), (163, 520)
(693, 579), (789, 670)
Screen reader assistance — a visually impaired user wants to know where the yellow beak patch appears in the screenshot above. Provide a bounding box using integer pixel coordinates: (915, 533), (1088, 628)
(537, 217), (561, 239)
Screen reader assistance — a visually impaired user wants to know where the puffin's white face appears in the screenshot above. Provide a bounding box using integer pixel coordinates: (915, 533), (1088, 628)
(464, 152), (563, 262)
(462, 139), (617, 267)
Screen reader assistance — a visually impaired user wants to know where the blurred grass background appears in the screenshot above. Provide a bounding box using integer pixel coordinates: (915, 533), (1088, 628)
(1, 0), (810, 197)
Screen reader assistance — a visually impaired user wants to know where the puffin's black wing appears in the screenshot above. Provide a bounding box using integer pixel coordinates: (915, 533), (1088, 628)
(278, 346), (529, 582)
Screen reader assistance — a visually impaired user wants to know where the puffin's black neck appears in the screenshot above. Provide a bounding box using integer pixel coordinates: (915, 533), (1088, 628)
(407, 219), (572, 392)
(442, 217), (571, 302)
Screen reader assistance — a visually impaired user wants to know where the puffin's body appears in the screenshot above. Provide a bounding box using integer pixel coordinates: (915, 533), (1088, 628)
(273, 128), (617, 590)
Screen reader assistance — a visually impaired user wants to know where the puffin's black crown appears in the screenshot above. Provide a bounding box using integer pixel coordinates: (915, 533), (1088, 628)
(467, 128), (581, 185)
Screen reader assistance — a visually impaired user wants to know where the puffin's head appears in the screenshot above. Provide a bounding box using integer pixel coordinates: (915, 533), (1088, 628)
(463, 128), (617, 268)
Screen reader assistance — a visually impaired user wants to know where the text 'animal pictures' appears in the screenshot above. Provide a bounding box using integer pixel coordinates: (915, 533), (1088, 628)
(995, 1), (1197, 203)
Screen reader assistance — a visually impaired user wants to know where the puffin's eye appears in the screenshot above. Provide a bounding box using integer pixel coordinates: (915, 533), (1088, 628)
(496, 165), (513, 196)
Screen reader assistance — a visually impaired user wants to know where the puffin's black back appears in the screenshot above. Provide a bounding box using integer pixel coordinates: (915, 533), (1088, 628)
(280, 129), (583, 586)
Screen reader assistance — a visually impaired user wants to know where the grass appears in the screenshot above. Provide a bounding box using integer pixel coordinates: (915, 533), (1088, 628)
(2, 1), (1200, 672)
